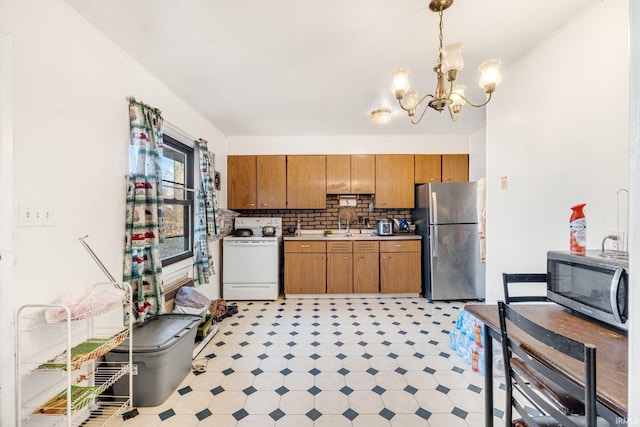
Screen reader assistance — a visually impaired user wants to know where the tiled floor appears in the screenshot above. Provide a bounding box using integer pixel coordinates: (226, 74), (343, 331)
(113, 297), (507, 427)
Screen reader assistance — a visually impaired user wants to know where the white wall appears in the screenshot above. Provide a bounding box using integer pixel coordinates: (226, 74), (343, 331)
(468, 128), (486, 182)
(485, 1), (629, 302)
(1, 1), (228, 423)
(228, 135), (469, 155)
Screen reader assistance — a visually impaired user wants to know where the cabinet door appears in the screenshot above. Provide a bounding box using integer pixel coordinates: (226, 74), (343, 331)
(442, 154), (469, 182)
(326, 155), (351, 194)
(380, 252), (421, 293)
(227, 156), (257, 209)
(257, 155), (287, 209)
(285, 253), (326, 294)
(375, 155), (415, 208)
(287, 155), (327, 209)
(351, 155), (375, 194)
(354, 252), (379, 293)
(414, 154), (442, 184)
(327, 253), (353, 293)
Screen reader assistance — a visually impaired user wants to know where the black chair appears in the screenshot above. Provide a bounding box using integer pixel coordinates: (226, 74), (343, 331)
(502, 273), (548, 304)
(498, 301), (613, 427)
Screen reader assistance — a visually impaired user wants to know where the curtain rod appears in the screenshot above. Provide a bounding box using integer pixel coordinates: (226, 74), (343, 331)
(163, 119), (200, 144)
(126, 97), (200, 143)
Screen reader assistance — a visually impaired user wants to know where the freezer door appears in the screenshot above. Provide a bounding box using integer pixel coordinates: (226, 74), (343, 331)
(429, 223), (485, 300)
(429, 182), (478, 225)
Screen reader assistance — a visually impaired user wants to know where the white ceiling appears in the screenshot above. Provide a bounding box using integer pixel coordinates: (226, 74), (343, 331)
(62, 0), (599, 138)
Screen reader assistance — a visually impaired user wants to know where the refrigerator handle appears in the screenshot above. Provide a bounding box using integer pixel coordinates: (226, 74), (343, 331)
(430, 225), (438, 258)
(430, 191), (438, 225)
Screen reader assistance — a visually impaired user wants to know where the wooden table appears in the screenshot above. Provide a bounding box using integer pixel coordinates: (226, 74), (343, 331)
(464, 303), (628, 427)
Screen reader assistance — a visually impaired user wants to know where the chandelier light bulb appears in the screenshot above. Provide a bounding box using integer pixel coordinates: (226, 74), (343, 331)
(391, 68), (411, 99)
(441, 42), (464, 74)
(450, 85), (466, 108)
(478, 59), (502, 93)
(403, 90), (420, 111)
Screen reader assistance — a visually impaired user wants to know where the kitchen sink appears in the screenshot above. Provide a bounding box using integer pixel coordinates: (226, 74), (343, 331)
(324, 233), (377, 239)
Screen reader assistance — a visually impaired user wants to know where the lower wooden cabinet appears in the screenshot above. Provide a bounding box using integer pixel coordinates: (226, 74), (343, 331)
(284, 241), (326, 294)
(353, 241), (380, 293)
(379, 241), (421, 293)
(327, 241), (353, 293)
(285, 239), (419, 295)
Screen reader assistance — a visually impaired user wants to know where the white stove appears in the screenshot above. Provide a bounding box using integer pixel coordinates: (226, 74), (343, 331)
(222, 217), (282, 300)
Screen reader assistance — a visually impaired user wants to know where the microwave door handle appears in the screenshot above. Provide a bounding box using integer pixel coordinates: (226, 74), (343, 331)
(610, 267), (624, 324)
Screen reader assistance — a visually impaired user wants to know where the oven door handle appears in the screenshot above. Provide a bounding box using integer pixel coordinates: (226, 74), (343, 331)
(610, 267), (624, 324)
(224, 240), (277, 247)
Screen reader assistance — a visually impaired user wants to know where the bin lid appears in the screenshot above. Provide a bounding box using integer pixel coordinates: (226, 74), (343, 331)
(113, 313), (202, 353)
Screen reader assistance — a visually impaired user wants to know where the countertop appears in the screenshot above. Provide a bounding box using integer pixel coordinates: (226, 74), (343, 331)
(283, 230), (421, 241)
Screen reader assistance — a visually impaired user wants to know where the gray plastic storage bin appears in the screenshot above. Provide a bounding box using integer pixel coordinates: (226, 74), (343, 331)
(106, 313), (201, 407)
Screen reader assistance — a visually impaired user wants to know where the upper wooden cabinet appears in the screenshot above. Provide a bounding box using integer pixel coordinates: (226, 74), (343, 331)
(287, 155), (326, 209)
(227, 155), (257, 209)
(227, 155), (287, 209)
(442, 154), (469, 182)
(326, 155), (351, 194)
(326, 155), (375, 194)
(414, 154), (442, 184)
(375, 154), (414, 208)
(257, 155), (287, 208)
(351, 155), (375, 194)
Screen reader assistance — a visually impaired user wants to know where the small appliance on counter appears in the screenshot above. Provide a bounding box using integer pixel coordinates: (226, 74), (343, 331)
(547, 250), (628, 331)
(376, 218), (393, 236)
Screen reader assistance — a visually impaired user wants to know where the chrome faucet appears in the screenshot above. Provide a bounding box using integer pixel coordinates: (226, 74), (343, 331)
(601, 234), (618, 253)
(338, 211), (352, 236)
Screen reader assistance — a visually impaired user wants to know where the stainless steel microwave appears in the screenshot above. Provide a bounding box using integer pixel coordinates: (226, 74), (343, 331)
(547, 250), (628, 331)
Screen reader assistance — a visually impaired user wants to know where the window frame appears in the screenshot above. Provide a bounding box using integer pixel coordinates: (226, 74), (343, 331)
(160, 134), (195, 267)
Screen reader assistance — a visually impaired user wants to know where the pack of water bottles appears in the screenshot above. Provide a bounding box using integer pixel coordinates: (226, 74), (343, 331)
(449, 309), (504, 377)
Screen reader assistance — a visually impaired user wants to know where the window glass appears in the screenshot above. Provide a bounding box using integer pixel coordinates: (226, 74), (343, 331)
(160, 135), (194, 265)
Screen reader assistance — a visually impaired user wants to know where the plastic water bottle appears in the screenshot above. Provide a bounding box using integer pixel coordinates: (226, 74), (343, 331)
(449, 328), (459, 351)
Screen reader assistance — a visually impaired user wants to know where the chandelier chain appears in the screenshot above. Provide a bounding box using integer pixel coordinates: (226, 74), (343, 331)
(438, 10), (444, 65)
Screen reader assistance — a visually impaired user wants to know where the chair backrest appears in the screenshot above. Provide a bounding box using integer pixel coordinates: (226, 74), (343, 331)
(502, 273), (548, 304)
(498, 301), (602, 427)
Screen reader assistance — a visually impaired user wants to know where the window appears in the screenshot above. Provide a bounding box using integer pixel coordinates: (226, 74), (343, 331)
(160, 135), (194, 266)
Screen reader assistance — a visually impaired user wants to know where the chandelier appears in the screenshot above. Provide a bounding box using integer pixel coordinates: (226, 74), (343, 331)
(384, 0), (502, 125)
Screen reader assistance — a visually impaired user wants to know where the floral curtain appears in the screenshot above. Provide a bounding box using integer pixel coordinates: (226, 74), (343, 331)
(194, 138), (220, 284)
(123, 98), (165, 317)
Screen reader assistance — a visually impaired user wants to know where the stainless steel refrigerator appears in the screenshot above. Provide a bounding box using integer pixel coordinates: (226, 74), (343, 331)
(411, 182), (485, 300)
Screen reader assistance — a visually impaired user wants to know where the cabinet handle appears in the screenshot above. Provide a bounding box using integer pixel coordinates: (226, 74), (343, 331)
(344, 256), (350, 259)
(317, 256), (324, 260)
(382, 256), (391, 259)
(395, 244), (405, 247)
(261, 203), (269, 206)
(300, 245), (310, 248)
(246, 203), (255, 207)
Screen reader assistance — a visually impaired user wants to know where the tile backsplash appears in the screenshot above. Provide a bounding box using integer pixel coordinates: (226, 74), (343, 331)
(232, 197), (410, 235)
